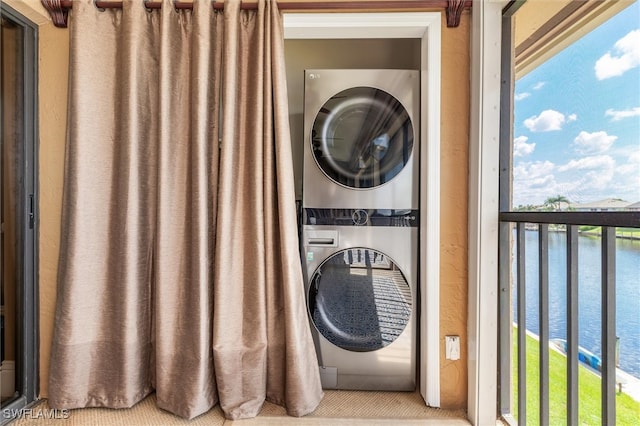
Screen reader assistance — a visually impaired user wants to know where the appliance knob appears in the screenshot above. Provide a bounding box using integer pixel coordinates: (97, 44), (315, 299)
(352, 209), (369, 226)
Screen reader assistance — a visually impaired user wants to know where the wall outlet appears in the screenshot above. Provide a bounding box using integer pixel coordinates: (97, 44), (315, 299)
(445, 335), (460, 360)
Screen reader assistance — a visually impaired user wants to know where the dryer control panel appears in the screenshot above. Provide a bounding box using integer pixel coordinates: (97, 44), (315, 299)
(303, 208), (418, 227)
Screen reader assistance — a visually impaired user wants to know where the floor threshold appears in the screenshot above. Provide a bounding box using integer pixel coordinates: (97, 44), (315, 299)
(11, 390), (473, 425)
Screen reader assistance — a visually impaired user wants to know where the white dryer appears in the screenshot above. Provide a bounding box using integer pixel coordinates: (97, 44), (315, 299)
(303, 69), (419, 210)
(302, 209), (418, 391)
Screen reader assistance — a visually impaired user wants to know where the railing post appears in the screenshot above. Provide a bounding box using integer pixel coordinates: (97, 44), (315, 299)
(498, 221), (514, 417)
(601, 227), (616, 425)
(516, 222), (526, 424)
(538, 224), (549, 426)
(566, 225), (579, 426)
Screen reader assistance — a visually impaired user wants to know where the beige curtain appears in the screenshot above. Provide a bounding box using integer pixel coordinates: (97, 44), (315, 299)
(48, 0), (323, 420)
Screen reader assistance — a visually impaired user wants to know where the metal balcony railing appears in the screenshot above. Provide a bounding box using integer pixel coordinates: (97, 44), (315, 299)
(498, 211), (640, 425)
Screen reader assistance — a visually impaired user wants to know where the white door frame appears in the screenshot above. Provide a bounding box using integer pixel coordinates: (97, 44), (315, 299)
(467, 1), (505, 425)
(283, 12), (442, 408)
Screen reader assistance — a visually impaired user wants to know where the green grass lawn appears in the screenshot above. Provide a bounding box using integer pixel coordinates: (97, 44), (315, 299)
(578, 225), (640, 239)
(512, 331), (640, 425)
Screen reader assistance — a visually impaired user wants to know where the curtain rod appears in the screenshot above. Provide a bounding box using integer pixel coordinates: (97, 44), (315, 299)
(42, 0), (471, 29)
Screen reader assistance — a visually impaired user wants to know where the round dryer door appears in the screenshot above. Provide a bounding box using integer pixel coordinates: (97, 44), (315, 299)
(308, 248), (412, 352)
(311, 86), (414, 189)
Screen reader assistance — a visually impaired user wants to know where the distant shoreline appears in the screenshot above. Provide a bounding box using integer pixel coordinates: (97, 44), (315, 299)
(579, 229), (640, 241)
(522, 224), (640, 240)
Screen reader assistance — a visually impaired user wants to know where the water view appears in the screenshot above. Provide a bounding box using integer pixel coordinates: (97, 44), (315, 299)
(512, 229), (640, 379)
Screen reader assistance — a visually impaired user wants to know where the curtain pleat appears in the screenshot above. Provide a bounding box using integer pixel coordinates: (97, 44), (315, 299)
(49, 0), (322, 420)
(50, 0), (157, 408)
(265, 4), (325, 415)
(153, 0), (221, 418)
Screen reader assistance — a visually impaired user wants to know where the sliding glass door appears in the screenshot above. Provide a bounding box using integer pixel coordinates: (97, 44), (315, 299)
(1, 5), (38, 423)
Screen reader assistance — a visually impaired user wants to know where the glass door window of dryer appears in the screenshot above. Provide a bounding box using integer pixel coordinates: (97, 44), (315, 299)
(308, 248), (412, 352)
(311, 87), (414, 189)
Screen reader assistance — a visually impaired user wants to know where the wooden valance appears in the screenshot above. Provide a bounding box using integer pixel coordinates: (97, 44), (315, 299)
(41, 0), (472, 29)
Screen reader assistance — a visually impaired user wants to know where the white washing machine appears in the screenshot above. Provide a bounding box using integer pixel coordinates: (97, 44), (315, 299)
(301, 209), (418, 391)
(303, 69), (419, 210)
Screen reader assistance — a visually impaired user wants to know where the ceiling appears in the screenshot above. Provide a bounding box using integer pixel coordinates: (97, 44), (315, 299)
(513, 0), (636, 77)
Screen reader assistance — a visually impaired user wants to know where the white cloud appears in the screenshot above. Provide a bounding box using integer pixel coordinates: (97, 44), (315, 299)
(618, 148), (640, 176)
(572, 131), (617, 155)
(514, 160), (555, 180)
(524, 109), (573, 132)
(614, 150), (640, 201)
(595, 29), (640, 80)
(513, 156), (620, 206)
(512, 150), (639, 206)
(567, 114), (577, 122)
(614, 168), (640, 201)
(515, 92), (531, 101)
(513, 136), (536, 157)
(558, 155), (615, 172)
(527, 174), (556, 189)
(512, 160), (559, 206)
(533, 81), (546, 90)
(558, 156), (616, 193)
(605, 107), (640, 121)
(583, 171), (615, 191)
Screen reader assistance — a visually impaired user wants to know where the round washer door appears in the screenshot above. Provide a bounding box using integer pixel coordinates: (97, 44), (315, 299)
(311, 86), (414, 189)
(308, 248), (412, 352)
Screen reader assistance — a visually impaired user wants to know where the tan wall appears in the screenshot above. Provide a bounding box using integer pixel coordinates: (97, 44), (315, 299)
(439, 10), (470, 409)
(6, 1), (469, 409)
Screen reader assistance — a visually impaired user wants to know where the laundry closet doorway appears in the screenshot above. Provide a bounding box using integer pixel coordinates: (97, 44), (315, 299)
(283, 13), (442, 407)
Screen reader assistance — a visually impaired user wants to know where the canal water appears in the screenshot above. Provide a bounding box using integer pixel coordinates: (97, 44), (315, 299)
(512, 229), (640, 379)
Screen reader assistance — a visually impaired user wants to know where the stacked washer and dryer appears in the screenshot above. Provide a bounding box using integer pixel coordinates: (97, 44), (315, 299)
(301, 69), (420, 391)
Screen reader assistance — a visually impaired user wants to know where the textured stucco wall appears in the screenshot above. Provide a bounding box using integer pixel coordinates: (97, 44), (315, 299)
(439, 10), (470, 409)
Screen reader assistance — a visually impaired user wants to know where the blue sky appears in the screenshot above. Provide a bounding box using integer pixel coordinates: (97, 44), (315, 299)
(513, 1), (640, 207)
